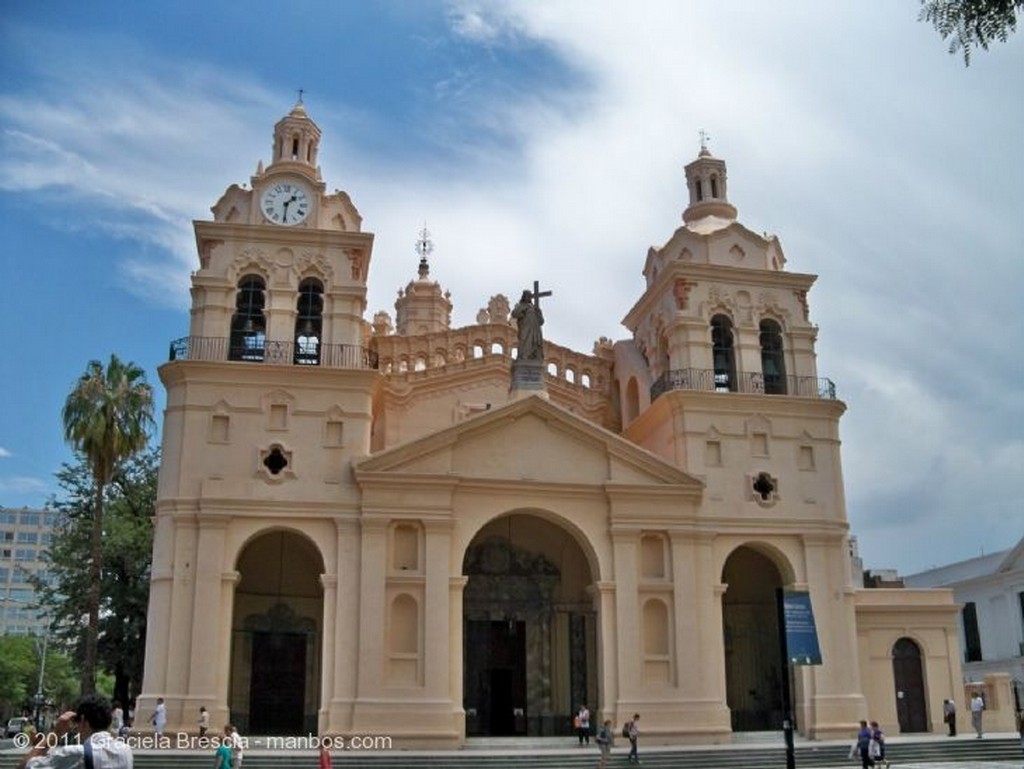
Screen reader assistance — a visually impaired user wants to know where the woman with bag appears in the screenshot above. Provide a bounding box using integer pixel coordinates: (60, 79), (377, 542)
(854, 720), (875, 768)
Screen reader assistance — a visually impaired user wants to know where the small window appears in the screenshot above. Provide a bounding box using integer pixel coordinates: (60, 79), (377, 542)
(710, 174), (719, 198)
(695, 179), (704, 202)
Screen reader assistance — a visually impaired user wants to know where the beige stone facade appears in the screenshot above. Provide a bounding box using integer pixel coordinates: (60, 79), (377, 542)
(138, 105), (963, 745)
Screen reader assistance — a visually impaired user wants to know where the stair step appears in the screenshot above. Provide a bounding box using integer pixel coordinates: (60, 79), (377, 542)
(1, 736), (1020, 769)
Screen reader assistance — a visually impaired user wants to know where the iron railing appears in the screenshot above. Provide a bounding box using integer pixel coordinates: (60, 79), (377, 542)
(168, 336), (378, 369)
(650, 368), (837, 402)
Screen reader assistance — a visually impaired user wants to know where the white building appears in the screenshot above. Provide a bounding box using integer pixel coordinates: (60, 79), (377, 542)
(904, 537), (1024, 708)
(0, 507), (59, 636)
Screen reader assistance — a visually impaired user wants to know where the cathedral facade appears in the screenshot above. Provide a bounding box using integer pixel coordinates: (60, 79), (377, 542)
(138, 104), (962, 745)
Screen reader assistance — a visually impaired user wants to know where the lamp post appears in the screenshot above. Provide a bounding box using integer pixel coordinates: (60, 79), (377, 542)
(32, 628), (49, 727)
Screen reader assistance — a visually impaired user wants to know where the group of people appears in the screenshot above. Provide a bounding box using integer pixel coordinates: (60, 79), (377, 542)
(14, 694), (245, 769)
(574, 705), (641, 767)
(853, 719), (889, 769)
(941, 693), (987, 739)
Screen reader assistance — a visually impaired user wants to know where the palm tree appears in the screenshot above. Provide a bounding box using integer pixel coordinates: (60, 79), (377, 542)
(62, 354), (154, 694)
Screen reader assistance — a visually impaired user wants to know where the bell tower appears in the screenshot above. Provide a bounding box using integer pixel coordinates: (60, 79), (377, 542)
(140, 103), (380, 737)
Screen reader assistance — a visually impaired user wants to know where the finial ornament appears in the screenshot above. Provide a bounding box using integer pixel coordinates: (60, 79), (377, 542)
(297, 88), (305, 104)
(415, 224), (434, 259)
(699, 129), (710, 152)
(415, 223), (434, 279)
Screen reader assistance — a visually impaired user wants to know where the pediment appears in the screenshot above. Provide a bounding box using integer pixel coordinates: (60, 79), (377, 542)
(356, 395), (702, 490)
(997, 536), (1024, 574)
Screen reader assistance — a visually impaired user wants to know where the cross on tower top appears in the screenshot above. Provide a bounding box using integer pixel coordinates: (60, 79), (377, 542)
(699, 129), (710, 152)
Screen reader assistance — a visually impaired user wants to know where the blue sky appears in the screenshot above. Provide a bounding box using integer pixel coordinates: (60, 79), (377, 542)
(1, 1), (1021, 575)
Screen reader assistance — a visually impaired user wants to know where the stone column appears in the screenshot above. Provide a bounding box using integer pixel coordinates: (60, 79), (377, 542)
(140, 514), (176, 699)
(590, 581), (617, 723)
(449, 576), (468, 737)
(355, 518), (387, 705)
(319, 574), (338, 733)
(423, 520), (453, 695)
(612, 532), (640, 704)
(215, 570), (240, 728)
(670, 533), (699, 694)
(332, 518), (360, 731)
(803, 534), (866, 738)
(188, 515), (228, 698)
(163, 512), (198, 727)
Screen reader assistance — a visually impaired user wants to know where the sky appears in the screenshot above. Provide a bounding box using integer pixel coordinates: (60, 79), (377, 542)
(0, 1), (1021, 576)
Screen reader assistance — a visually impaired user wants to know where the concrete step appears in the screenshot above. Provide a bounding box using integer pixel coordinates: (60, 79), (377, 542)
(1, 735), (1020, 769)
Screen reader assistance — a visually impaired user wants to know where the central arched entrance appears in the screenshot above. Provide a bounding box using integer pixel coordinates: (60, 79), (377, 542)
(229, 529), (324, 735)
(462, 513), (597, 737)
(722, 545), (787, 732)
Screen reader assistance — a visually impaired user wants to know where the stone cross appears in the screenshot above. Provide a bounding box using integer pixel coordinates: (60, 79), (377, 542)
(530, 280), (552, 308)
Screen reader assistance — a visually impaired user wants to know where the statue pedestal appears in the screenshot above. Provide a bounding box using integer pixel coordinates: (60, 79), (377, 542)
(510, 360), (548, 400)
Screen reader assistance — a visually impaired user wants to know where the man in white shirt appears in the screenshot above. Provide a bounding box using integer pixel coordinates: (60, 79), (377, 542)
(971, 692), (985, 738)
(17, 694), (133, 769)
(150, 699), (166, 738)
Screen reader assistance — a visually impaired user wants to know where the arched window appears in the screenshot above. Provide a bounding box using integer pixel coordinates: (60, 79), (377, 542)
(711, 314), (737, 392)
(695, 179), (704, 201)
(229, 275), (266, 362)
(710, 174), (719, 198)
(759, 319), (787, 394)
(294, 278), (324, 365)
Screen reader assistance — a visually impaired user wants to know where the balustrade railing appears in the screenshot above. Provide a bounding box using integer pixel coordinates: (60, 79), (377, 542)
(650, 368), (837, 401)
(168, 336), (378, 369)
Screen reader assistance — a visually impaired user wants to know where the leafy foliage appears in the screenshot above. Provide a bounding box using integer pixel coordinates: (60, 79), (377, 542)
(919, 0), (1021, 64)
(0, 635), (78, 722)
(60, 355), (154, 694)
(36, 448), (159, 709)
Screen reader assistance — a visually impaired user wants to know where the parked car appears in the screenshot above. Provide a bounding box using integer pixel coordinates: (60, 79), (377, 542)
(4, 717), (30, 737)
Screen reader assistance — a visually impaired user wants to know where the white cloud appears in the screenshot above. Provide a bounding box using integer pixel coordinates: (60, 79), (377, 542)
(0, 475), (50, 496)
(0, 447), (12, 458)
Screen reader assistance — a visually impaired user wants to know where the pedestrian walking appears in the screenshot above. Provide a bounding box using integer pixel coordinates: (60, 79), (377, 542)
(943, 698), (957, 736)
(626, 713), (640, 764)
(970, 692), (985, 738)
(595, 719), (613, 769)
(854, 719), (875, 769)
(870, 720), (889, 768)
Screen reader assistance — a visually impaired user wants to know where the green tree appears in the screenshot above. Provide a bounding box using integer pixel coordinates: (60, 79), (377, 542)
(920, 0), (1021, 64)
(61, 355), (154, 695)
(0, 635), (78, 722)
(39, 449), (158, 708)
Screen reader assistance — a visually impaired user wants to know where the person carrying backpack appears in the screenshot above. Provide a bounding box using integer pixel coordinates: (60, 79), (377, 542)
(595, 719), (614, 768)
(625, 713), (640, 763)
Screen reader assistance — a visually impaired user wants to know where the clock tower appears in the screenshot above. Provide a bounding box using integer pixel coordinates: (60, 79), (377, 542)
(138, 102), (380, 736)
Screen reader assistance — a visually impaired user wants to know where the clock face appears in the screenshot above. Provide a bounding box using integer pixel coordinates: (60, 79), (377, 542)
(261, 182), (311, 226)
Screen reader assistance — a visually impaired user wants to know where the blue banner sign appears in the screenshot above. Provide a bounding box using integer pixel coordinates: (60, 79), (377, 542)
(782, 589), (822, 666)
